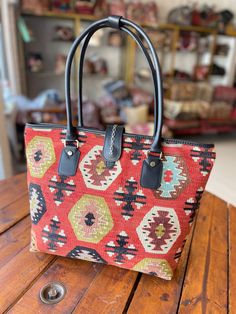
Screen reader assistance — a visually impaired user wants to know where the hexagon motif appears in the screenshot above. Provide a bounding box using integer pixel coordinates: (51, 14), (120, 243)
(133, 258), (173, 280)
(68, 194), (114, 243)
(26, 136), (56, 178)
(79, 145), (122, 191)
(136, 206), (180, 254)
(153, 155), (189, 199)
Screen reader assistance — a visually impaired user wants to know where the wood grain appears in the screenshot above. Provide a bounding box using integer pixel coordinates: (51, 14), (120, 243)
(127, 202), (197, 314)
(229, 204), (236, 314)
(8, 258), (103, 314)
(0, 173), (231, 313)
(178, 192), (228, 313)
(0, 216), (30, 268)
(0, 194), (29, 234)
(73, 265), (138, 314)
(0, 246), (54, 313)
(0, 173), (27, 209)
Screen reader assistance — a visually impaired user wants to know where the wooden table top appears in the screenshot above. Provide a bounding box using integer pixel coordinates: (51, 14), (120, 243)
(0, 173), (235, 314)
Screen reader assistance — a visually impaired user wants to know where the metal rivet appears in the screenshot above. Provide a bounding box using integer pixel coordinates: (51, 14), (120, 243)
(150, 161), (156, 167)
(39, 282), (66, 305)
(67, 150), (73, 156)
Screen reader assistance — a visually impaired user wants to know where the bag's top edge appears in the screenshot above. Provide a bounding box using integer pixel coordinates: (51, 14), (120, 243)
(25, 123), (215, 148)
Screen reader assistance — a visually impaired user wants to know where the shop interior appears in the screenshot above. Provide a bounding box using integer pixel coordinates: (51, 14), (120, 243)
(0, 0), (236, 205)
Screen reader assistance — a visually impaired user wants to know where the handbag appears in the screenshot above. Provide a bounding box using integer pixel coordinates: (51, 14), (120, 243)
(25, 16), (216, 280)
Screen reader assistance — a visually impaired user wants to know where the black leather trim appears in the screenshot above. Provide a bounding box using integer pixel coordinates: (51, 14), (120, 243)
(58, 146), (80, 176)
(108, 15), (122, 29)
(102, 125), (124, 168)
(25, 124), (215, 148)
(140, 155), (163, 189)
(64, 16), (163, 152)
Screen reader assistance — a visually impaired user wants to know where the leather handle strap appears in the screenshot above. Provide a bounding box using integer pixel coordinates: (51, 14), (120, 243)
(77, 24), (157, 130)
(65, 16), (163, 152)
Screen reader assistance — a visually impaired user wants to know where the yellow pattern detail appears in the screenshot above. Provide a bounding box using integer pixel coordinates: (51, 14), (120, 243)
(26, 136), (56, 178)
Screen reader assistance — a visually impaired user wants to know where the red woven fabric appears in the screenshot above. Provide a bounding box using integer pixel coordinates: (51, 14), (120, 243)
(25, 125), (215, 280)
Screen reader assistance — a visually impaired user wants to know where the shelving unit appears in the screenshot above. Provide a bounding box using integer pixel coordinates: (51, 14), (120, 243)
(21, 11), (127, 100)
(19, 10), (236, 135)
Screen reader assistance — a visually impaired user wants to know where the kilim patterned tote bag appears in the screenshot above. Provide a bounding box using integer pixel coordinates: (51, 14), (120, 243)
(25, 16), (216, 280)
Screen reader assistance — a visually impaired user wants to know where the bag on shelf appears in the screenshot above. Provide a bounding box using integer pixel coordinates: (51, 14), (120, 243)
(25, 16), (215, 280)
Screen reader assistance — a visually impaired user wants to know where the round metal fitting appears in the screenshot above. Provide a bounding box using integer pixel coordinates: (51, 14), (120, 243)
(67, 150), (73, 156)
(150, 161), (156, 167)
(39, 282), (66, 305)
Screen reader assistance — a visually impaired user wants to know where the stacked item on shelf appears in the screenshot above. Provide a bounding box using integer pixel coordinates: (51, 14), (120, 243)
(168, 4), (233, 32)
(21, 0), (159, 26)
(164, 82), (236, 135)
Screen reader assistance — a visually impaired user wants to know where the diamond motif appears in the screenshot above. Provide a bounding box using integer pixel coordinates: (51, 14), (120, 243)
(29, 183), (46, 225)
(67, 246), (107, 264)
(26, 136), (56, 178)
(68, 194), (114, 243)
(133, 258), (173, 280)
(79, 145), (121, 190)
(154, 155), (188, 199)
(136, 206), (181, 254)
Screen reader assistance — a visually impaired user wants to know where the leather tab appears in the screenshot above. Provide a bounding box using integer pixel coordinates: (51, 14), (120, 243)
(108, 16), (122, 29)
(58, 145), (80, 176)
(102, 124), (124, 168)
(140, 154), (163, 189)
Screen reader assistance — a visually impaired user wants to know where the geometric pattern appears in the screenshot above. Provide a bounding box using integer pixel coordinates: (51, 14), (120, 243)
(79, 145), (122, 190)
(114, 177), (146, 220)
(29, 183), (46, 225)
(184, 186), (204, 225)
(41, 215), (67, 252)
(124, 137), (151, 165)
(67, 246), (107, 264)
(26, 136), (55, 178)
(191, 146), (216, 176)
(25, 125), (216, 280)
(153, 155), (188, 199)
(105, 231), (137, 264)
(60, 129), (87, 147)
(133, 258), (173, 280)
(68, 194), (113, 243)
(136, 206), (181, 254)
(30, 230), (38, 252)
(48, 175), (76, 206)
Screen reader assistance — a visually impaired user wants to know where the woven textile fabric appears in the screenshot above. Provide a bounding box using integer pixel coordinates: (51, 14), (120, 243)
(25, 125), (215, 280)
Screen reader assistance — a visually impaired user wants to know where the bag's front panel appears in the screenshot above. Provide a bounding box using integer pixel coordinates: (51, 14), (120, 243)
(25, 125), (215, 280)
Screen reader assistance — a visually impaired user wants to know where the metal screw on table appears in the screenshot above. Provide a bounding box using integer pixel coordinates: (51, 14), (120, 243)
(39, 282), (66, 304)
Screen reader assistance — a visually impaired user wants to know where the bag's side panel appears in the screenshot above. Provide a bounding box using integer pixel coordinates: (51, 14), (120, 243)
(25, 126), (215, 280)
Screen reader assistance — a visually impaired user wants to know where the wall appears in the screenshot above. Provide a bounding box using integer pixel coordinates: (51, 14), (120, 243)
(144, 0), (236, 22)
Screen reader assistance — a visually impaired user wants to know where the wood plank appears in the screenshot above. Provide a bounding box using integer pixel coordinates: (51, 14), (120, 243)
(127, 203), (197, 314)
(229, 204), (236, 314)
(8, 258), (103, 314)
(0, 246), (54, 313)
(73, 265), (138, 314)
(0, 173), (27, 208)
(0, 194), (29, 234)
(0, 216), (31, 268)
(178, 193), (228, 313)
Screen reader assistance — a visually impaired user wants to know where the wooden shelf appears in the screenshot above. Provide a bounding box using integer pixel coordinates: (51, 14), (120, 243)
(22, 11), (222, 35)
(22, 10), (97, 21)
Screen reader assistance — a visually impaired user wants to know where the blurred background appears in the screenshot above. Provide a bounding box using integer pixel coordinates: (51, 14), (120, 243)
(0, 0), (235, 204)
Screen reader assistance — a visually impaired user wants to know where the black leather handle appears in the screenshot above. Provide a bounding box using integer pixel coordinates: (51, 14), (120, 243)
(65, 16), (163, 152)
(77, 25), (157, 129)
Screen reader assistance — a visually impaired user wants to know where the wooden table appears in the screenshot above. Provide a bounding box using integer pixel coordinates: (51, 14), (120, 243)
(0, 173), (235, 314)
